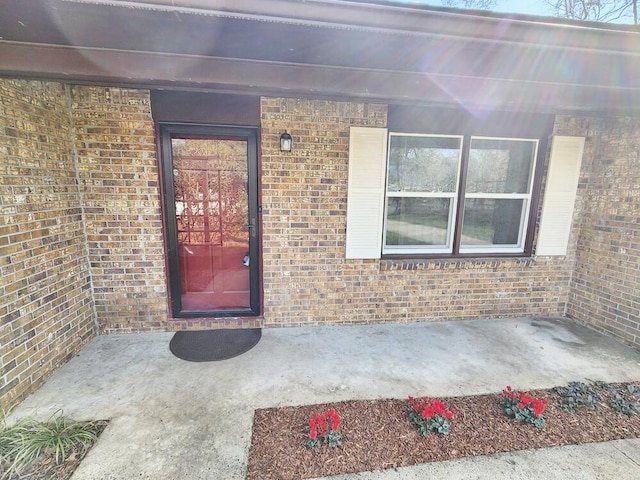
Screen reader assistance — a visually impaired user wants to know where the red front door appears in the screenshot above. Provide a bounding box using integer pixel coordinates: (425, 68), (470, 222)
(160, 125), (260, 317)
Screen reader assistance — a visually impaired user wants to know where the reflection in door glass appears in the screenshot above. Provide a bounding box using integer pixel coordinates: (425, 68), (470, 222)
(172, 138), (249, 311)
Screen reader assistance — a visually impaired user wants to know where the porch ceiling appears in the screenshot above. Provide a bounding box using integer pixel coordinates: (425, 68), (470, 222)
(1, 0), (639, 113)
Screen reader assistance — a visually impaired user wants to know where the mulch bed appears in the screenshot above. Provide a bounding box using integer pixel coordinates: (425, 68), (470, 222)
(247, 385), (640, 480)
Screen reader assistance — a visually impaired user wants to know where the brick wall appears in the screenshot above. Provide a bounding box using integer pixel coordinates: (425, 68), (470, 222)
(566, 115), (640, 348)
(2, 83), (638, 408)
(0, 79), (97, 407)
(71, 86), (169, 332)
(259, 98), (578, 326)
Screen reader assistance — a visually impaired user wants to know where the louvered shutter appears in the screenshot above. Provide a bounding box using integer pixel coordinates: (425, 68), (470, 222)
(536, 136), (585, 256)
(345, 127), (388, 259)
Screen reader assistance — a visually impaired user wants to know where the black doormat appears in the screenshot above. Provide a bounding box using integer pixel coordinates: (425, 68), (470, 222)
(169, 328), (261, 362)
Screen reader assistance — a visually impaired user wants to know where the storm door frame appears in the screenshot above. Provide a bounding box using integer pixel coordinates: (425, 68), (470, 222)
(159, 122), (261, 318)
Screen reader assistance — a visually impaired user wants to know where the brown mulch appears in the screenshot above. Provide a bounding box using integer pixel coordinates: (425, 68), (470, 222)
(246, 385), (640, 480)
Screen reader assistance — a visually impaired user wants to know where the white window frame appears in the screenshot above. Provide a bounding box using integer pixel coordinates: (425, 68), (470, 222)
(459, 136), (540, 255)
(382, 133), (463, 255)
(382, 133), (540, 256)
(346, 127), (584, 261)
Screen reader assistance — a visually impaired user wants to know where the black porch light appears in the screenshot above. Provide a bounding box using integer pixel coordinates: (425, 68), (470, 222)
(279, 131), (292, 152)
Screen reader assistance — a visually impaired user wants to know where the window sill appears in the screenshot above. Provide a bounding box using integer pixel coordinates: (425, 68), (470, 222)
(379, 256), (535, 271)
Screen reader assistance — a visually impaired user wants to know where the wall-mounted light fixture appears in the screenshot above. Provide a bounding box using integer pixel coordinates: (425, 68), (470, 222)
(279, 132), (292, 152)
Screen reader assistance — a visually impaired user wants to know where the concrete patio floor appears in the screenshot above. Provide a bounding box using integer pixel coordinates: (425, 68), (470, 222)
(9, 316), (640, 479)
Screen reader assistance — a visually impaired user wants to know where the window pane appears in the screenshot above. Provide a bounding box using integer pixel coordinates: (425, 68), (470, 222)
(461, 199), (525, 247)
(385, 198), (453, 248)
(467, 139), (536, 194)
(388, 136), (461, 193)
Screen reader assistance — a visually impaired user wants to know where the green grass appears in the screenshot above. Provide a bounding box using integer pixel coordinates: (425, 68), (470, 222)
(386, 212), (496, 246)
(387, 212), (449, 230)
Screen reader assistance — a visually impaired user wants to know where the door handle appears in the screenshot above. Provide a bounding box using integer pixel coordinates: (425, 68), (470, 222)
(244, 222), (256, 238)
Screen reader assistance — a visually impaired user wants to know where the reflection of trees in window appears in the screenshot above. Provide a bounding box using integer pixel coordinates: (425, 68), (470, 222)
(385, 135), (461, 251)
(464, 139), (536, 246)
(172, 139), (248, 246)
(467, 140), (534, 194)
(466, 149), (509, 193)
(388, 136), (460, 193)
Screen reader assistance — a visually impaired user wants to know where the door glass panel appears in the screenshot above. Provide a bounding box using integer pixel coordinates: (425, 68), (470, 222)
(172, 137), (250, 311)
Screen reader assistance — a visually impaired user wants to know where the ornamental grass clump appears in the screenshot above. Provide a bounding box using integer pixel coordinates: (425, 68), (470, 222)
(304, 409), (342, 448)
(407, 396), (456, 436)
(500, 386), (549, 429)
(0, 410), (101, 477)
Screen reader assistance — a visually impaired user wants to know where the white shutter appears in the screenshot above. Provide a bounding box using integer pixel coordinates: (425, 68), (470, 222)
(536, 136), (585, 256)
(345, 127), (388, 259)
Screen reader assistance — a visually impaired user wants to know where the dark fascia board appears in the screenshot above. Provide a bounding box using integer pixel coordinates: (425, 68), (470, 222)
(1, 0), (639, 113)
(65, 0), (640, 52)
(4, 1), (640, 82)
(5, 1), (639, 75)
(2, 41), (638, 114)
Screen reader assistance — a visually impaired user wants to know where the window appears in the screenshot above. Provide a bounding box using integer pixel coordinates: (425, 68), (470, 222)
(383, 134), (539, 256)
(345, 111), (582, 261)
(384, 134), (462, 254)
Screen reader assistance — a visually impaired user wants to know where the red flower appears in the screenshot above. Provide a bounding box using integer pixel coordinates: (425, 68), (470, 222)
(306, 409), (343, 447)
(519, 392), (533, 405)
(532, 399), (548, 417)
(422, 405), (436, 419)
(517, 402), (525, 409)
(327, 408), (341, 431)
(444, 408), (456, 420)
(331, 416), (341, 430)
(318, 420), (328, 436)
(309, 412), (328, 437)
(432, 400), (446, 416)
(502, 386), (517, 400)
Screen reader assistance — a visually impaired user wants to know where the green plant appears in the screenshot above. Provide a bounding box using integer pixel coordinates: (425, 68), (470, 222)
(0, 408), (26, 475)
(626, 384), (640, 395)
(554, 381), (640, 416)
(553, 381), (603, 413)
(407, 396), (456, 436)
(597, 382), (640, 416)
(500, 386), (548, 429)
(0, 422), (17, 473)
(303, 409), (341, 448)
(0, 410), (100, 477)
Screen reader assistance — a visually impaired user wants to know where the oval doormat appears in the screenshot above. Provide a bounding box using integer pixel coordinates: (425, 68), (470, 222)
(169, 328), (261, 362)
